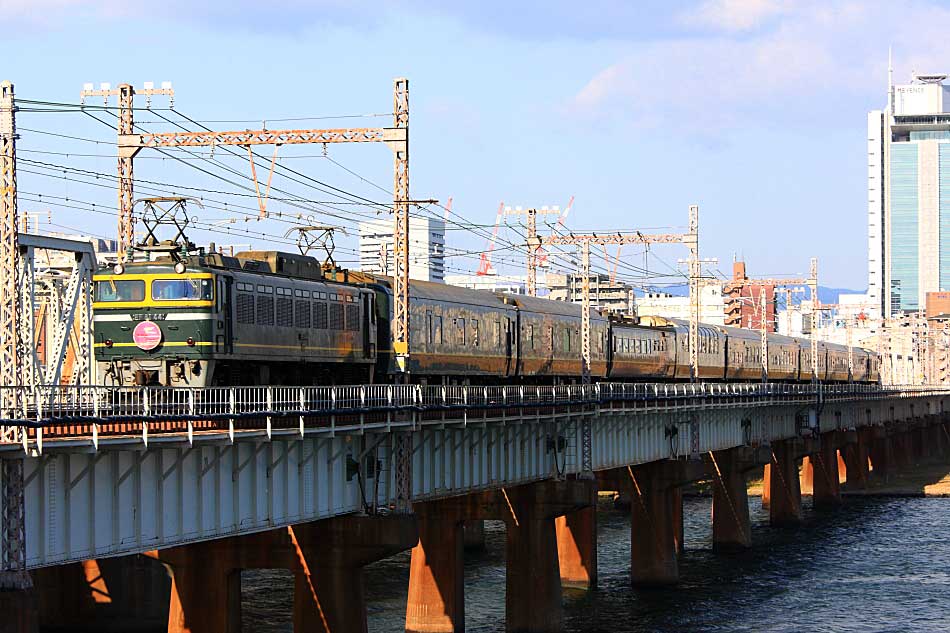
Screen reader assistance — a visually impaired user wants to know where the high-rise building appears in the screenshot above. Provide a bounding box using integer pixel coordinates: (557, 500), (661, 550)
(869, 68), (950, 317)
(722, 261), (777, 331)
(358, 217), (445, 282)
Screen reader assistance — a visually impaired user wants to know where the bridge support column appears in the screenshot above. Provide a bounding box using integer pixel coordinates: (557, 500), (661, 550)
(405, 480), (592, 633)
(766, 440), (801, 525)
(626, 461), (683, 585)
(0, 588), (37, 633)
(463, 520), (486, 549)
(893, 430), (914, 470)
(31, 556), (168, 631)
(810, 433), (841, 507)
(294, 515), (418, 633)
(761, 463), (771, 509)
(405, 504), (465, 633)
(707, 448), (751, 550)
(555, 485), (598, 589)
(842, 430), (870, 490)
(160, 541), (243, 633)
(869, 430), (893, 482)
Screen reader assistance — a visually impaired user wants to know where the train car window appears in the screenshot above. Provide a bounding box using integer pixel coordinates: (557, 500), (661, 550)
(494, 321), (501, 347)
(316, 291), (327, 300)
(456, 318), (466, 345)
(426, 311), (433, 345)
(329, 303), (344, 330)
(257, 295), (275, 326)
(295, 289), (308, 298)
(330, 293), (339, 301)
(472, 319), (480, 347)
(277, 297), (293, 327)
(346, 304), (360, 331)
(528, 325), (535, 350)
(435, 316), (443, 344)
(95, 279), (144, 302)
(257, 285), (273, 294)
(549, 326), (555, 352)
(653, 339), (659, 352)
(295, 301), (311, 328)
(152, 278), (213, 301)
(563, 328), (570, 352)
(314, 302), (329, 329)
(236, 293), (255, 324)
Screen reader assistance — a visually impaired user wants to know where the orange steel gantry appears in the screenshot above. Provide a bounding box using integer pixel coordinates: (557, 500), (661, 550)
(84, 79), (412, 375)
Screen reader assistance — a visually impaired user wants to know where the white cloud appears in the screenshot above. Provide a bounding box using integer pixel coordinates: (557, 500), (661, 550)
(571, 1), (950, 134)
(683, 0), (791, 32)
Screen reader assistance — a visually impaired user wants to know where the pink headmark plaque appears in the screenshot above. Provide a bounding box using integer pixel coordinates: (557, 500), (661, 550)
(133, 320), (163, 351)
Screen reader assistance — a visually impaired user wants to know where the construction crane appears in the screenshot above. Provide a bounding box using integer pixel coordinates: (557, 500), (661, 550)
(476, 201), (504, 276)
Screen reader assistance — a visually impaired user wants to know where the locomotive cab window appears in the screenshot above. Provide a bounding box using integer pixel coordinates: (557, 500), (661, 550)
(152, 278), (213, 301)
(96, 279), (145, 302)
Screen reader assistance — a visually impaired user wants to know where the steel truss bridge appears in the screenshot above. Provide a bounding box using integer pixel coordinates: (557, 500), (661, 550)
(0, 381), (946, 570)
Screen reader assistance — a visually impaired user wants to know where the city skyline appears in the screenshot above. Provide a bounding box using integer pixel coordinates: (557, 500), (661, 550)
(7, 2), (950, 287)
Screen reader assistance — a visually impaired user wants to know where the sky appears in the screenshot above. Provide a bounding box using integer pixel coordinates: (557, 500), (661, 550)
(6, 0), (950, 289)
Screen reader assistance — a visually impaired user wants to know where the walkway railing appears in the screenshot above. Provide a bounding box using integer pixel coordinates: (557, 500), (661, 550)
(0, 382), (947, 449)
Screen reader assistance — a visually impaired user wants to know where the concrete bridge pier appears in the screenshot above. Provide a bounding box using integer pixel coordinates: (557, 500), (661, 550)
(869, 428), (894, 482)
(555, 485), (599, 590)
(766, 439), (802, 525)
(463, 520), (486, 549)
(623, 460), (697, 585)
(841, 429), (870, 491)
(156, 515), (417, 633)
(706, 447), (759, 550)
(0, 588), (37, 633)
(30, 555), (169, 631)
(405, 479), (593, 633)
(801, 432), (842, 507)
(292, 515), (418, 633)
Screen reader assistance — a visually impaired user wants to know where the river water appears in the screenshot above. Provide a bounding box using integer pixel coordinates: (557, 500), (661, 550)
(242, 495), (950, 632)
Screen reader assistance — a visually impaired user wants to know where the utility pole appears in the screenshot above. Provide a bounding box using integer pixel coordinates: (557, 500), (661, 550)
(390, 78), (410, 375)
(0, 79), (29, 592)
(540, 206), (698, 381)
(687, 205), (700, 382)
(80, 82), (174, 258)
(506, 206), (560, 296)
(760, 287), (768, 383)
(809, 257), (819, 382)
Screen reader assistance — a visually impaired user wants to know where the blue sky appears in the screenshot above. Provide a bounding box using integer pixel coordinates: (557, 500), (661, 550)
(7, 0), (950, 288)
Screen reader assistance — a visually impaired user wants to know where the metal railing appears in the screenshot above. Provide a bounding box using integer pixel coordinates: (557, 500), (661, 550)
(0, 382), (947, 447)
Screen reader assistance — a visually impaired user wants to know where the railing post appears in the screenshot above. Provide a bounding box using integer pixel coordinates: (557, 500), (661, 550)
(266, 386), (274, 439)
(187, 388), (195, 446)
(228, 387), (236, 443)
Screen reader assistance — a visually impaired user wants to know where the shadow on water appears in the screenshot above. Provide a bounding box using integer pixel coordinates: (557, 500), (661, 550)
(243, 494), (950, 633)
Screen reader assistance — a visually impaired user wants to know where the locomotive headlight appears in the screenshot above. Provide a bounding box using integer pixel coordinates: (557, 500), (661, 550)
(104, 339), (114, 348)
(186, 337), (196, 347)
(112, 263), (125, 275)
(174, 261), (187, 274)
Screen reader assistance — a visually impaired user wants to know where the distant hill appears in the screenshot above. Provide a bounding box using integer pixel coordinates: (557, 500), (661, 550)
(637, 284), (865, 306)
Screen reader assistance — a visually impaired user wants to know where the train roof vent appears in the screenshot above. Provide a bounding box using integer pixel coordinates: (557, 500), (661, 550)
(234, 251), (323, 280)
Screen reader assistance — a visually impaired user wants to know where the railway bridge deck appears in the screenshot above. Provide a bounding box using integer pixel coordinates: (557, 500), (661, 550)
(0, 381), (948, 632)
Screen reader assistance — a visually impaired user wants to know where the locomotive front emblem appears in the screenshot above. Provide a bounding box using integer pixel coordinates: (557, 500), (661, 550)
(132, 320), (163, 351)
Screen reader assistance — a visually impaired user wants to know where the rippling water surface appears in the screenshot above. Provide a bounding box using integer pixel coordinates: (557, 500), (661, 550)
(242, 496), (950, 632)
